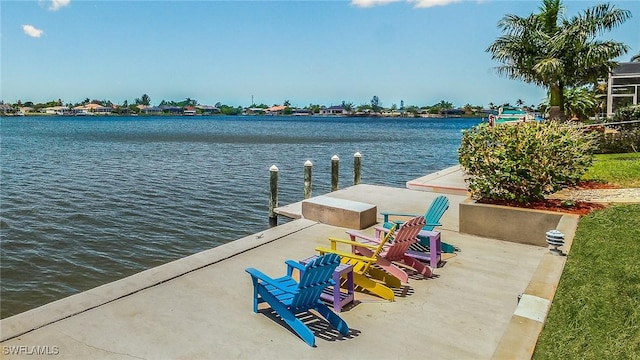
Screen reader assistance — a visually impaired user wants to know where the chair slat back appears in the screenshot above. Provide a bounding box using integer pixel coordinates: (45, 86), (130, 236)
(384, 216), (425, 260)
(424, 195), (449, 231)
(291, 254), (340, 309)
(357, 223), (396, 274)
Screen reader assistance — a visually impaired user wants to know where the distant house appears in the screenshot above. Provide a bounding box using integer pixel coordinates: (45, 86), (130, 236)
(183, 106), (197, 116)
(196, 105), (220, 115)
(480, 109), (499, 115)
(319, 106), (348, 116)
(265, 105), (287, 115)
(441, 109), (465, 116)
(0, 103), (14, 115)
(144, 107), (163, 115)
(45, 106), (72, 115)
(292, 108), (312, 116)
(160, 106), (182, 114)
(73, 103), (111, 115)
(243, 107), (265, 115)
(607, 62), (640, 116)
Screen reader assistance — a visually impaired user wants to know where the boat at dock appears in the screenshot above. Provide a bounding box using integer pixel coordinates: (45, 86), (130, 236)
(489, 106), (537, 126)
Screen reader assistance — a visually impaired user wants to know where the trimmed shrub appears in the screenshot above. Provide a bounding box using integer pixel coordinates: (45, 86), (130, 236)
(458, 121), (596, 204)
(594, 129), (640, 154)
(613, 105), (640, 122)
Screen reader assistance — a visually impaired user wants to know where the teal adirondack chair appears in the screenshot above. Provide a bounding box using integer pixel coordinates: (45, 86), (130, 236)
(381, 195), (457, 253)
(245, 253), (350, 347)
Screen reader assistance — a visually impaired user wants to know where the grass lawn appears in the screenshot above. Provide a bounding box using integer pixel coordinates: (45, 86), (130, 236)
(583, 153), (640, 188)
(533, 204), (640, 359)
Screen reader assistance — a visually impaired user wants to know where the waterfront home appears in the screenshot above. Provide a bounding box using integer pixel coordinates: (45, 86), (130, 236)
(607, 62), (640, 116)
(159, 106), (182, 114)
(292, 108), (312, 116)
(19, 107), (35, 114)
(196, 105), (220, 115)
(320, 105), (349, 116)
(265, 105), (287, 115)
(243, 107), (266, 115)
(73, 104), (112, 115)
(143, 106), (163, 115)
(0, 103), (14, 115)
(183, 106), (197, 116)
(44, 106), (73, 115)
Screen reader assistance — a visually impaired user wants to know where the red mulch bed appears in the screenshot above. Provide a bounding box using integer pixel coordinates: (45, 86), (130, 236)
(477, 181), (611, 216)
(569, 180), (619, 190)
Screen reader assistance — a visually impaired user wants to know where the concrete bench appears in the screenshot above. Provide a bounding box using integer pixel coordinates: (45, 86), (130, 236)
(301, 196), (377, 229)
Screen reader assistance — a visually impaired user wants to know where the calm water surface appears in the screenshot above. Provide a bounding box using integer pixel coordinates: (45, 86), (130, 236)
(0, 115), (481, 318)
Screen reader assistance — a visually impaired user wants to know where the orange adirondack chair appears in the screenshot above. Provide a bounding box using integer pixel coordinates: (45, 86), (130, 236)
(316, 224), (399, 301)
(346, 216), (432, 283)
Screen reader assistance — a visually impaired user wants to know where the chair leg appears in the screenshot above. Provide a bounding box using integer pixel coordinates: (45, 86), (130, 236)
(402, 256), (433, 278)
(353, 272), (395, 301)
(258, 287), (316, 347)
(251, 279), (259, 313)
(314, 302), (350, 336)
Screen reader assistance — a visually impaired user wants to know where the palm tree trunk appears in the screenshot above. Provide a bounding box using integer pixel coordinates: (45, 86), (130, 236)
(548, 83), (565, 121)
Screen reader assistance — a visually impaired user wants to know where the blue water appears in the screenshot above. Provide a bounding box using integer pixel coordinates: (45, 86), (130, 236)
(0, 115), (481, 318)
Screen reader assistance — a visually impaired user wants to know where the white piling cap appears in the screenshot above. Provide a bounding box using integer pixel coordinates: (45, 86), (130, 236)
(269, 165), (279, 171)
(354, 152), (362, 157)
(304, 160), (313, 166)
(331, 155), (339, 161)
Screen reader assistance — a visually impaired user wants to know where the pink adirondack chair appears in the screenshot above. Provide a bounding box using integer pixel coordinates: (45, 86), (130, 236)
(346, 216), (433, 283)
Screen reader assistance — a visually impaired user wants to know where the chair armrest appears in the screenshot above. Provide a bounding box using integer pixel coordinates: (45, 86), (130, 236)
(315, 246), (375, 263)
(285, 260), (306, 277)
(245, 268), (298, 294)
(328, 237), (380, 250)
(285, 260), (306, 271)
(345, 230), (380, 244)
(425, 222), (442, 228)
(380, 211), (419, 223)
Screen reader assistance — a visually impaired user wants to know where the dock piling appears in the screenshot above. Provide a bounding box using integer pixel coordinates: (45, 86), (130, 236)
(354, 152), (361, 185)
(304, 160), (312, 199)
(269, 165), (278, 227)
(331, 155), (339, 192)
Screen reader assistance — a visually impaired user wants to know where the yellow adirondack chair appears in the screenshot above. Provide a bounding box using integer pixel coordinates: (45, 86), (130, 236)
(315, 224), (399, 301)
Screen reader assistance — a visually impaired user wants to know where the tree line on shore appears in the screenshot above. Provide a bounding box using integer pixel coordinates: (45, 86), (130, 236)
(0, 95), (532, 117)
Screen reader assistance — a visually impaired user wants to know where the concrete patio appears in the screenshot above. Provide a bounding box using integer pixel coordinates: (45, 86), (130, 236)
(0, 168), (578, 359)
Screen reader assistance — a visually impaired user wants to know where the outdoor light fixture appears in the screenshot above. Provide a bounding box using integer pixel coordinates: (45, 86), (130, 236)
(546, 230), (565, 256)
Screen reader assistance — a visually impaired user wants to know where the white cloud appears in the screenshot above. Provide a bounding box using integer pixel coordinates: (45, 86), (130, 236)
(411, 0), (463, 8)
(352, 0), (477, 8)
(351, 0), (403, 8)
(45, 0), (71, 11)
(22, 25), (44, 38)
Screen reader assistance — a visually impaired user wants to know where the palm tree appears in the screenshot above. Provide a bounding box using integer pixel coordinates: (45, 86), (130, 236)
(487, 0), (631, 120)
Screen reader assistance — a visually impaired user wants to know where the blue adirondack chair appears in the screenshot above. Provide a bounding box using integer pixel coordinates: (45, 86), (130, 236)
(245, 253), (350, 347)
(381, 195), (457, 253)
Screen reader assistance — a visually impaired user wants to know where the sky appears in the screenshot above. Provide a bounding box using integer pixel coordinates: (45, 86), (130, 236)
(1, 0), (639, 109)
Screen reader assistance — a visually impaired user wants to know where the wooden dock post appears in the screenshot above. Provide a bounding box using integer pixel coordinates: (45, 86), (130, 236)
(269, 165), (278, 227)
(331, 155), (339, 192)
(354, 152), (361, 185)
(304, 160), (312, 199)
